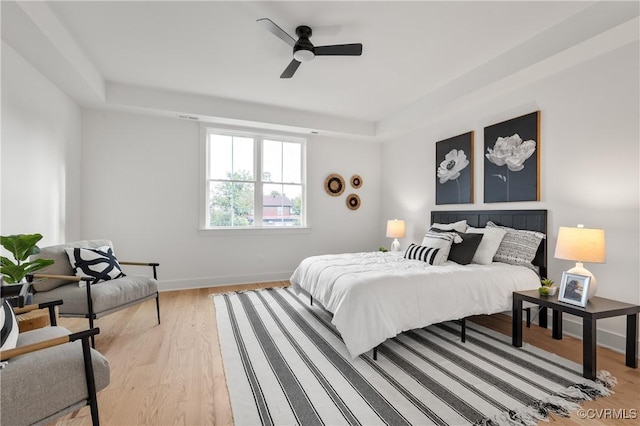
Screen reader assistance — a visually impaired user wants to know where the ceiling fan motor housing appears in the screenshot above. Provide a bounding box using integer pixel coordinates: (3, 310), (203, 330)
(293, 25), (315, 62)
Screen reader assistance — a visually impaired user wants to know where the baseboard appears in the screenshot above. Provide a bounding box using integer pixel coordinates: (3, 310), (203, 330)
(507, 308), (636, 357)
(533, 309), (636, 357)
(158, 271), (292, 292)
(555, 314), (635, 357)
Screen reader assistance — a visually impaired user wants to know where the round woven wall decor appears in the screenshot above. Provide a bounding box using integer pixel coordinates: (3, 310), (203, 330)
(346, 193), (361, 210)
(350, 174), (363, 189)
(325, 174), (345, 197)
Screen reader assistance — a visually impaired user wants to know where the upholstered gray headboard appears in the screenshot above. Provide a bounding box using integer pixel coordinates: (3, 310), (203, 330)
(431, 209), (548, 278)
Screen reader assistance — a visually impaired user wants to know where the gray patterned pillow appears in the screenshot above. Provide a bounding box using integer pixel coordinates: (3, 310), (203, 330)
(487, 221), (545, 268)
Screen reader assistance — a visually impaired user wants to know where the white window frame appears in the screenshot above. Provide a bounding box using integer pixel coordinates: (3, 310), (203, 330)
(199, 125), (308, 234)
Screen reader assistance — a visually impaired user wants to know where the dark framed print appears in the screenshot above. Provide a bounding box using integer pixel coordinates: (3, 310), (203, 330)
(435, 131), (474, 205)
(558, 272), (590, 307)
(484, 111), (540, 202)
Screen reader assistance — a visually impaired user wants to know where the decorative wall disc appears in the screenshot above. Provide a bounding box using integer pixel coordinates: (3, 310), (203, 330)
(350, 174), (363, 189)
(325, 173), (345, 196)
(346, 193), (361, 210)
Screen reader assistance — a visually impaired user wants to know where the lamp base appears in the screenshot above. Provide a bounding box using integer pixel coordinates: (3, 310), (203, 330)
(390, 238), (401, 252)
(567, 262), (597, 299)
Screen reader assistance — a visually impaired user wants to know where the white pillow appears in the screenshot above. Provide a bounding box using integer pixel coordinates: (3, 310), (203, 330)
(409, 231), (457, 265)
(431, 220), (468, 233)
(466, 226), (507, 265)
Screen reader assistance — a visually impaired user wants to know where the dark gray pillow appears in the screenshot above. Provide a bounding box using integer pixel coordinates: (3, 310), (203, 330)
(430, 228), (484, 265)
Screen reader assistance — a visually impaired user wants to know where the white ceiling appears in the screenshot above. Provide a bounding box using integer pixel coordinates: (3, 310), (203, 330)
(3, 1), (639, 138)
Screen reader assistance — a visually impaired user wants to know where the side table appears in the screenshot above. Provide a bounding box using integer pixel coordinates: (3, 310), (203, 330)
(512, 289), (640, 380)
(16, 308), (51, 332)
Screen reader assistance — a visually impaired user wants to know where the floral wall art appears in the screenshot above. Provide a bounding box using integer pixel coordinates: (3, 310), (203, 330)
(484, 111), (540, 202)
(436, 131), (474, 205)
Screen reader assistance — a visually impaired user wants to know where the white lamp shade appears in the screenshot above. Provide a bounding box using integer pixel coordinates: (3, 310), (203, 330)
(386, 220), (406, 239)
(554, 226), (606, 263)
(554, 226), (605, 300)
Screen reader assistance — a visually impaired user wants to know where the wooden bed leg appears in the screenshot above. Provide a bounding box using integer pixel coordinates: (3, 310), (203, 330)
(460, 318), (466, 343)
(373, 346), (378, 361)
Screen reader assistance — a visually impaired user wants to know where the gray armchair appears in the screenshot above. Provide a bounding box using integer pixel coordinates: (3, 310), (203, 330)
(1, 302), (110, 426)
(29, 240), (160, 345)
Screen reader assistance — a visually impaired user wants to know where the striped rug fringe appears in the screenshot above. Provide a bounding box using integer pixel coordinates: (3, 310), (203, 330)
(477, 371), (615, 426)
(214, 287), (617, 426)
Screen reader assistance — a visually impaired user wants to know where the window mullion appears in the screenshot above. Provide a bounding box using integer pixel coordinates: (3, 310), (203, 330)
(254, 137), (263, 226)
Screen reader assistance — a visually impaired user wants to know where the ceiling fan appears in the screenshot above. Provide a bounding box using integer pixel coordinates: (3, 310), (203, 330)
(257, 18), (363, 78)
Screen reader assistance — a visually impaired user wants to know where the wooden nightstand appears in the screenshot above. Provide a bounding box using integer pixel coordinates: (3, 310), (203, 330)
(512, 289), (640, 379)
(16, 309), (51, 332)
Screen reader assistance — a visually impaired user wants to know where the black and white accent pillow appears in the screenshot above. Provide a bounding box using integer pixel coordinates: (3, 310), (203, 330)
(487, 221), (545, 269)
(405, 243), (443, 265)
(65, 246), (126, 285)
(406, 231), (458, 265)
(1, 299), (19, 352)
(430, 228), (484, 265)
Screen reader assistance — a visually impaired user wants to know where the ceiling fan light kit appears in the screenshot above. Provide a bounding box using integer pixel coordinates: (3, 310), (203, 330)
(257, 18), (363, 78)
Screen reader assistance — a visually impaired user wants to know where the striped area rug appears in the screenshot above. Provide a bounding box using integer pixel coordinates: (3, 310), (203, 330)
(214, 287), (615, 426)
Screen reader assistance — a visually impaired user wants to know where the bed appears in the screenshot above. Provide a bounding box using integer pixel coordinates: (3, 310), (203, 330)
(290, 209), (548, 358)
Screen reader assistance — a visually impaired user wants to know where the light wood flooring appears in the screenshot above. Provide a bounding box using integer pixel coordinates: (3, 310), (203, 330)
(56, 283), (639, 425)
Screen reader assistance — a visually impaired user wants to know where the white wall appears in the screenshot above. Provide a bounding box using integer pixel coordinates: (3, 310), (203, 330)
(381, 42), (640, 352)
(80, 109), (381, 289)
(1, 41), (82, 245)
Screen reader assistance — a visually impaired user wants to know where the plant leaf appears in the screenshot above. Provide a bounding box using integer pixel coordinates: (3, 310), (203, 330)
(0, 234), (44, 262)
(1, 260), (24, 283)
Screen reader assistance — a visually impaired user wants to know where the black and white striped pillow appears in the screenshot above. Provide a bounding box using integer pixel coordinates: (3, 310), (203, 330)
(406, 231), (457, 265)
(1, 299), (19, 352)
(65, 246), (126, 285)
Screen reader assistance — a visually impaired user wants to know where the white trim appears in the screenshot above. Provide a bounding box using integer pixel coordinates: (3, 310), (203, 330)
(197, 226), (311, 236)
(200, 124), (307, 230)
(511, 308), (638, 358)
(158, 271), (293, 292)
(552, 313), (638, 358)
(199, 125), (208, 229)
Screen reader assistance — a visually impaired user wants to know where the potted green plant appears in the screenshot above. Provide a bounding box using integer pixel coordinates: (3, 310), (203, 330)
(538, 277), (557, 296)
(1, 233), (54, 284)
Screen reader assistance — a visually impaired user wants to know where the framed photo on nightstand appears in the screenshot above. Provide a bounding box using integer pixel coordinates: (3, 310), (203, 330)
(558, 272), (590, 307)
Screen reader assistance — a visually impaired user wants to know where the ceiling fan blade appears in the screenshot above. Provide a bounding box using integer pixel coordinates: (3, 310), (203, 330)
(314, 43), (363, 56)
(257, 18), (296, 47)
(280, 59), (301, 78)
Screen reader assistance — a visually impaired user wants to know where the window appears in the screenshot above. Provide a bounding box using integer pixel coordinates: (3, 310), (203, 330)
(203, 128), (306, 229)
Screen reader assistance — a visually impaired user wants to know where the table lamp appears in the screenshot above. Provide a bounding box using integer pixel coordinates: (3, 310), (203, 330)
(554, 225), (606, 299)
(386, 219), (406, 252)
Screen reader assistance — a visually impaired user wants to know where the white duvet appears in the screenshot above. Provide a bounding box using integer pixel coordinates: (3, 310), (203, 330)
(290, 251), (540, 358)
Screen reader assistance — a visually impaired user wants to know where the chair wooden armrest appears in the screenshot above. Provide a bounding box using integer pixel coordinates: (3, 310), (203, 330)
(119, 261), (159, 267)
(118, 261), (160, 279)
(30, 273), (82, 282)
(1, 328), (100, 362)
(14, 300), (64, 326)
(28, 273), (93, 285)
